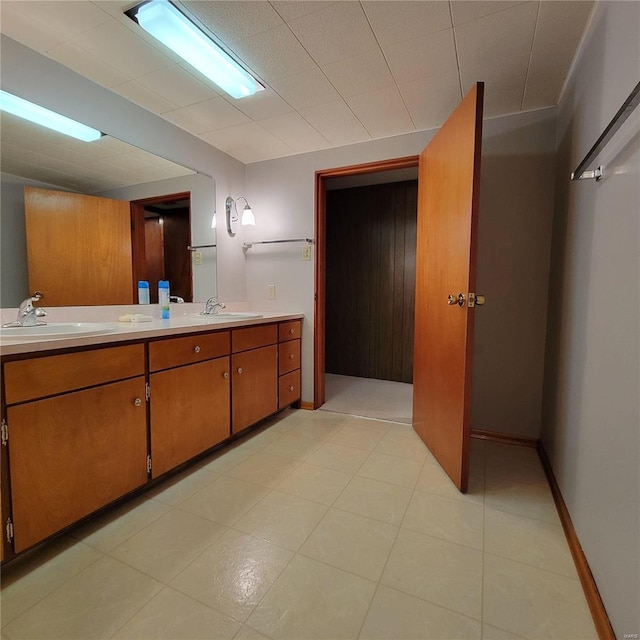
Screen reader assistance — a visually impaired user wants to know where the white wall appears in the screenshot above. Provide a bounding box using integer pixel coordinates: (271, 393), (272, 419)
(542, 1), (640, 635)
(246, 108), (557, 439)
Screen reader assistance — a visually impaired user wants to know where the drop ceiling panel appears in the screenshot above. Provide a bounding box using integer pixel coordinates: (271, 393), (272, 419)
(361, 1), (452, 46)
(163, 97), (251, 134)
(288, 2), (379, 66)
(201, 122), (270, 152)
(112, 80), (178, 114)
(269, 68), (341, 110)
(137, 66), (220, 108)
(450, 1), (528, 26)
(456, 1), (538, 115)
(383, 28), (458, 86)
(298, 100), (371, 145)
(270, 1), (336, 22)
(233, 87), (294, 121)
(258, 111), (329, 151)
(399, 73), (463, 130)
(322, 49), (396, 98)
(523, 1), (595, 110)
(71, 20), (174, 78)
(346, 86), (415, 138)
(0, 4), (67, 53)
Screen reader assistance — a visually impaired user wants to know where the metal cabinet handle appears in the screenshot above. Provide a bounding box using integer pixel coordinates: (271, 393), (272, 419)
(237, 367), (243, 374)
(134, 398), (142, 407)
(194, 345), (201, 353)
(289, 328), (295, 334)
(289, 354), (295, 359)
(223, 372), (229, 379)
(288, 385), (294, 392)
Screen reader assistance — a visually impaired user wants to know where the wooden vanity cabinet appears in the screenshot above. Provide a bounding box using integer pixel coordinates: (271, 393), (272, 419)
(3, 345), (147, 553)
(231, 325), (278, 433)
(148, 331), (231, 477)
(278, 320), (302, 409)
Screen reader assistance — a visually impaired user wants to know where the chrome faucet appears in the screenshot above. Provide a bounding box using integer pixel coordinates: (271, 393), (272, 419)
(16, 291), (47, 326)
(201, 297), (226, 315)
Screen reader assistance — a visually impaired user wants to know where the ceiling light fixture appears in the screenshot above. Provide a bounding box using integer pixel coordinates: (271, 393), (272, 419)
(226, 196), (255, 236)
(0, 90), (103, 142)
(128, 0), (264, 99)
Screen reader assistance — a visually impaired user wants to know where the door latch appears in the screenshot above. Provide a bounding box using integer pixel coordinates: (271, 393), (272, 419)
(468, 293), (486, 308)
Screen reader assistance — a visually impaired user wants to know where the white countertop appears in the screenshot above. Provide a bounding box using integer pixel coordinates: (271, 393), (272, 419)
(0, 305), (304, 357)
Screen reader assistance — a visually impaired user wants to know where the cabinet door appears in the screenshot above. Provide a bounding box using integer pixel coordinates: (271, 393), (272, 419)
(232, 345), (278, 433)
(7, 377), (148, 553)
(150, 357), (230, 477)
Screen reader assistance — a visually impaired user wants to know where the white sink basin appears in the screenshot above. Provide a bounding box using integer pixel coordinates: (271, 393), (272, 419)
(0, 322), (118, 339)
(191, 312), (263, 322)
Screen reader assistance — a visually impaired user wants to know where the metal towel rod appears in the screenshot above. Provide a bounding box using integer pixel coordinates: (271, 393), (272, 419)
(571, 80), (640, 181)
(243, 238), (314, 249)
(187, 244), (216, 251)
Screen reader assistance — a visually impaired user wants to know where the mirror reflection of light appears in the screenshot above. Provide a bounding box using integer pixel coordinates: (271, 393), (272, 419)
(211, 213), (217, 229)
(159, 217), (164, 225)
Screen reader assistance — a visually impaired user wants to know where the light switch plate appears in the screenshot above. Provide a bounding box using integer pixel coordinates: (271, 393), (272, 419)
(302, 245), (311, 261)
(267, 284), (276, 300)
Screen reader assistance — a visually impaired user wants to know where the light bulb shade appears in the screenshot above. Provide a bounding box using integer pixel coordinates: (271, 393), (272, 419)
(0, 90), (102, 142)
(241, 205), (255, 227)
(133, 1), (264, 99)
(211, 213), (217, 229)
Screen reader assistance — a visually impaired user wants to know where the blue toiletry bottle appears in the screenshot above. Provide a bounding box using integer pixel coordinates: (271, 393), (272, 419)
(158, 280), (170, 319)
(138, 280), (150, 304)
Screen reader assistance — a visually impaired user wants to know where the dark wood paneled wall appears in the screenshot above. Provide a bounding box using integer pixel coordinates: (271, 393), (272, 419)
(326, 180), (417, 383)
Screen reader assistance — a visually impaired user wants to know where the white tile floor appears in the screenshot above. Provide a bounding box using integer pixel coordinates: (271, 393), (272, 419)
(0, 409), (597, 640)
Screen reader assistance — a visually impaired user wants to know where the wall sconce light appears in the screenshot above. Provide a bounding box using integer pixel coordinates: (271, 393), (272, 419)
(225, 197), (255, 236)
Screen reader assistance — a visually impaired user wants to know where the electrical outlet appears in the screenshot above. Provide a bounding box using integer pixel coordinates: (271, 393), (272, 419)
(302, 244), (311, 261)
(267, 284), (276, 300)
(194, 251), (203, 265)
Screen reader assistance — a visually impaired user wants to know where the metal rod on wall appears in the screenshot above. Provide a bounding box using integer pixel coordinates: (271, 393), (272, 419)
(243, 238), (314, 249)
(187, 244), (216, 251)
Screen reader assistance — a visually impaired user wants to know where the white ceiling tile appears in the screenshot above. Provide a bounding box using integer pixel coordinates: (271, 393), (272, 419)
(384, 28), (458, 86)
(71, 20), (174, 78)
(112, 80), (178, 114)
(270, 1), (337, 23)
(48, 41), (132, 88)
(288, 2), (379, 66)
(523, 1), (595, 110)
(450, 1), (528, 27)
(345, 86), (415, 138)
(456, 2), (538, 116)
(231, 23), (317, 82)
(5, 1), (112, 43)
(201, 122), (277, 152)
(227, 134), (294, 163)
(362, 1), (452, 46)
(137, 66), (220, 108)
(258, 111), (330, 151)
(322, 49), (396, 98)
(270, 68), (341, 110)
(299, 100), (371, 145)
(399, 73), (463, 130)
(233, 87), (294, 120)
(0, 3), (66, 53)
(163, 97), (251, 134)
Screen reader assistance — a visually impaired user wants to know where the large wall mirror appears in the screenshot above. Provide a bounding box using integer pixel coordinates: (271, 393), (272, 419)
(0, 110), (217, 307)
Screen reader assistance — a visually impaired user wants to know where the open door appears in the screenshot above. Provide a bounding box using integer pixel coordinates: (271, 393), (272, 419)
(413, 82), (484, 492)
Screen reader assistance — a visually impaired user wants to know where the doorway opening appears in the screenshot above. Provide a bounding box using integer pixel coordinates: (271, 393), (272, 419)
(314, 156), (419, 421)
(131, 192), (193, 303)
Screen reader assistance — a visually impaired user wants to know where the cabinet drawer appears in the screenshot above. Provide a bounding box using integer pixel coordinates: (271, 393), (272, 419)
(279, 369), (301, 409)
(4, 344), (144, 405)
(279, 320), (301, 342)
(279, 340), (300, 375)
(149, 331), (230, 372)
(232, 324), (277, 353)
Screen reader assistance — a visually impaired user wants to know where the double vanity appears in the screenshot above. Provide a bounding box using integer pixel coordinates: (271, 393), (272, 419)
(0, 308), (304, 564)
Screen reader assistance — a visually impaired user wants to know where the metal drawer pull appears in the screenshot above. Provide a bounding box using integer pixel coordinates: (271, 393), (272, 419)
(237, 367), (243, 374)
(289, 328), (295, 334)
(289, 354), (295, 359)
(194, 345), (201, 353)
(223, 372), (229, 379)
(288, 385), (294, 392)
(134, 398), (142, 407)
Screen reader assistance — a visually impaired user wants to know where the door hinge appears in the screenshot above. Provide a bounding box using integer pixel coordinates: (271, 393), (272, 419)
(1, 419), (8, 446)
(5, 517), (14, 544)
(468, 292), (486, 308)
(145, 383), (150, 401)
(146, 455), (152, 474)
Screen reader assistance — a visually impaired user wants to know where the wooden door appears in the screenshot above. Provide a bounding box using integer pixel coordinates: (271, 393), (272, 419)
(413, 83), (484, 492)
(24, 187), (133, 305)
(232, 345), (278, 433)
(8, 377), (148, 552)
(150, 357), (231, 477)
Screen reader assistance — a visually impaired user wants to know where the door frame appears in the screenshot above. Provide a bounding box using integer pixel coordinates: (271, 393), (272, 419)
(130, 191), (191, 302)
(313, 156), (419, 409)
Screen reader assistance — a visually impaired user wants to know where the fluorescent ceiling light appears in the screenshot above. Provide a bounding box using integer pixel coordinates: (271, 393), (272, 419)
(0, 90), (102, 142)
(131, 0), (264, 99)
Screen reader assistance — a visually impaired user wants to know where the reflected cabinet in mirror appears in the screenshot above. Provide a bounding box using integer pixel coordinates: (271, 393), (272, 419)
(0, 112), (217, 307)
